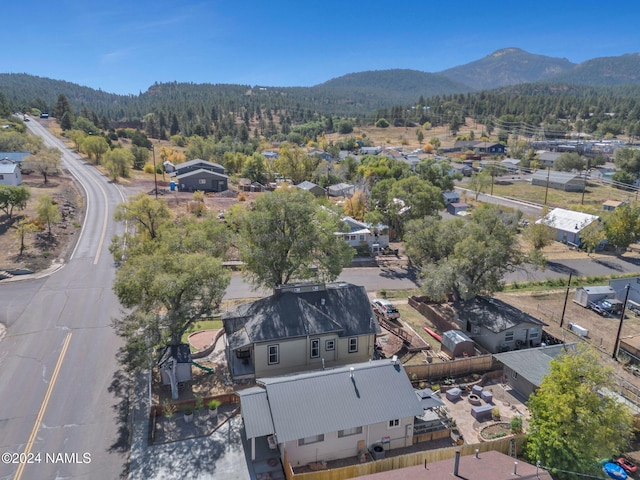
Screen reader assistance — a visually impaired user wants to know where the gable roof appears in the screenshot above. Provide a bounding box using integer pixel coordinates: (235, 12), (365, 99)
(454, 296), (546, 334)
(243, 359), (422, 443)
(531, 170), (580, 184)
(493, 343), (576, 388)
(175, 168), (228, 180)
(536, 207), (600, 232)
(0, 163), (19, 174)
(175, 158), (225, 172)
(223, 283), (380, 350)
(237, 386), (275, 438)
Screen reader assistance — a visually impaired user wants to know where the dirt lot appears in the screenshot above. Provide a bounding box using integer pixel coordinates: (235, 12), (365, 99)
(0, 173), (82, 272)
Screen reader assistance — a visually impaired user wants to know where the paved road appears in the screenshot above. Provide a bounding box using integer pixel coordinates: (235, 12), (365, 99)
(0, 118), (128, 480)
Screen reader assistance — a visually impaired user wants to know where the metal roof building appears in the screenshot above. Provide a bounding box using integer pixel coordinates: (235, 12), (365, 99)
(536, 207), (600, 246)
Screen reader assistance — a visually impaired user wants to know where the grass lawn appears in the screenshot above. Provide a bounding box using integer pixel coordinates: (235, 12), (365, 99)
(490, 179), (636, 217)
(396, 304), (442, 351)
(181, 318), (223, 345)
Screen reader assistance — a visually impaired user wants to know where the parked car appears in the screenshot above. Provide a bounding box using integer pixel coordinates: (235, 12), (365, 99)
(617, 457), (637, 474)
(372, 298), (400, 320)
(590, 299), (622, 317)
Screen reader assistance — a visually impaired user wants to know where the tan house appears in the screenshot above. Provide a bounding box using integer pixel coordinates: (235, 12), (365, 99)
(222, 282), (380, 380)
(238, 359), (423, 468)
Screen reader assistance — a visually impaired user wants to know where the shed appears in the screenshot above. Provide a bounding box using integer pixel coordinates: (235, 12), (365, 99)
(441, 330), (475, 358)
(442, 191), (460, 205)
(603, 200), (627, 211)
(573, 286), (616, 308)
(296, 180), (326, 197)
(447, 202), (468, 216)
(531, 171), (584, 192)
(0, 161), (22, 186)
(157, 343), (193, 385)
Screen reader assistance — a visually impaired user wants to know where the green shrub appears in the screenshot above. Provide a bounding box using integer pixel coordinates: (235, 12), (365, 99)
(162, 400), (177, 418)
(511, 416), (523, 434)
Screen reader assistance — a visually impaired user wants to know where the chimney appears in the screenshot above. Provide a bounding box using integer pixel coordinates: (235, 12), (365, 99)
(453, 450), (460, 477)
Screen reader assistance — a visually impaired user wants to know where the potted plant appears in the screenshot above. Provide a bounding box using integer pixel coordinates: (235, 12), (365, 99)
(183, 405), (194, 423)
(208, 399), (221, 417)
(491, 407), (501, 421)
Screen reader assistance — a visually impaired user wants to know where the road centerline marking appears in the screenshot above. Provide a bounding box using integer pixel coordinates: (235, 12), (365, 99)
(13, 332), (72, 480)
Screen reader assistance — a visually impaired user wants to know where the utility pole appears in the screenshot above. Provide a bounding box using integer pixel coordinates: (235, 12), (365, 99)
(151, 143), (158, 199)
(613, 284), (631, 361)
(544, 167), (550, 206)
(559, 272), (573, 328)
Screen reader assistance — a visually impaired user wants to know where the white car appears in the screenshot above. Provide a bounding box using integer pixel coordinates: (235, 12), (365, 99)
(372, 298), (400, 320)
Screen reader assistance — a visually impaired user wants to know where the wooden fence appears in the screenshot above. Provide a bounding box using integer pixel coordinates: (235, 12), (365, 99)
(408, 296), (457, 333)
(405, 354), (497, 382)
(286, 435), (527, 480)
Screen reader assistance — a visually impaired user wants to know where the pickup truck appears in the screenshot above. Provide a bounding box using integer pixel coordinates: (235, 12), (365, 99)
(590, 299), (622, 317)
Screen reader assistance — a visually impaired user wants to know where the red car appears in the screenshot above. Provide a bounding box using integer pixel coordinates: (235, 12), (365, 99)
(617, 457), (637, 474)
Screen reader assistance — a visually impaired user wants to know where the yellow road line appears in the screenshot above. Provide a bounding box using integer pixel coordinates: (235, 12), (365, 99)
(14, 332), (72, 480)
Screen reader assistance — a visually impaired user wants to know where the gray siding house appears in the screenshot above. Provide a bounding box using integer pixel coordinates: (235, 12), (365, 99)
(531, 170), (584, 192)
(453, 297), (547, 353)
(238, 359), (423, 467)
(493, 344), (576, 400)
(222, 282), (380, 380)
(0, 160), (22, 186)
(535, 207), (600, 246)
(173, 158), (228, 192)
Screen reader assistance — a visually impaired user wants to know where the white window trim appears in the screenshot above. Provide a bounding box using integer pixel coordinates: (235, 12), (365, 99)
(325, 339), (335, 351)
(310, 339), (320, 359)
(268, 344), (279, 365)
(388, 419), (400, 429)
(348, 337), (358, 353)
(504, 331), (514, 342)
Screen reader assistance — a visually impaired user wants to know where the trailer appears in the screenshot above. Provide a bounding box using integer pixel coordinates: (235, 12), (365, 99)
(573, 286), (616, 308)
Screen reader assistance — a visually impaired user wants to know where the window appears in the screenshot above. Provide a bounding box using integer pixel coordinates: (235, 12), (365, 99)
(298, 434), (324, 446)
(348, 337), (358, 353)
(529, 328), (539, 339)
(512, 370), (519, 379)
(198, 178), (206, 185)
(504, 331), (514, 342)
(388, 419), (400, 428)
(325, 339), (335, 351)
(0, 174), (3, 180)
(310, 339), (320, 358)
(359, 235), (365, 241)
(268, 344), (279, 365)
(338, 426), (362, 438)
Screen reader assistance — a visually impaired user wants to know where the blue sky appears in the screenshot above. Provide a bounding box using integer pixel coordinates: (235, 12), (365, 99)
(4, 1), (640, 95)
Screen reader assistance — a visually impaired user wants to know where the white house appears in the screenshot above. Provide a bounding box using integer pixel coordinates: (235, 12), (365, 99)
(336, 216), (389, 252)
(536, 207), (600, 246)
(0, 160), (22, 186)
(238, 359), (424, 467)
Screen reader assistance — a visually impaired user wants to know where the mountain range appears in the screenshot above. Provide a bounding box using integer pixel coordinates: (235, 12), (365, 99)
(2, 48), (640, 118)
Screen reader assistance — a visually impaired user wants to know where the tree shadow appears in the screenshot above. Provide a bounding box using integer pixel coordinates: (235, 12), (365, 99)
(107, 367), (135, 479)
(544, 261), (579, 276)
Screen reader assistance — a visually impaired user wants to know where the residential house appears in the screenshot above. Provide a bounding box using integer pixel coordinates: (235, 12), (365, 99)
(452, 140), (479, 152)
(531, 170), (584, 192)
(493, 344), (575, 400)
(337, 216), (389, 252)
(361, 146), (382, 155)
(238, 358), (424, 467)
(307, 148), (334, 162)
(356, 450), (553, 480)
(296, 180), (326, 197)
(501, 158), (521, 173)
(0, 152), (30, 164)
(0, 160), (22, 186)
(172, 158), (229, 192)
(452, 297), (546, 354)
(175, 168), (228, 192)
(536, 207), (600, 246)
(442, 191), (460, 205)
(449, 162), (473, 177)
(222, 282), (381, 380)
(473, 142), (505, 155)
(536, 151), (562, 168)
(327, 182), (355, 197)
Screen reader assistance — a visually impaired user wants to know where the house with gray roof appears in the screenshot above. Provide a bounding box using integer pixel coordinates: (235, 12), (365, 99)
(336, 216), (389, 252)
(531, 170), (584, 192)
(453, 297), (547, 354)
(493, 344), (576, 399)
(327, 182), (355, 197)
(238, 358), (423, 468)
(296, 180), (326, 197)
(222, 282), (380, 380)
(0, 152), (30, 164)
(0, 160), (22, 186)
(172, 158), (228, 192)
(172, 158), (226, 176)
